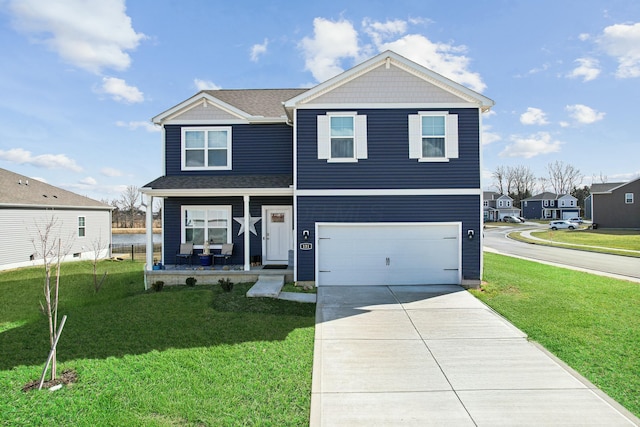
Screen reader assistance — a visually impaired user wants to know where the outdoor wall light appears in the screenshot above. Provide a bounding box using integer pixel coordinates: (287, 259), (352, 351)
(467, 229), (474, 240)
(302, 230), (310, 240)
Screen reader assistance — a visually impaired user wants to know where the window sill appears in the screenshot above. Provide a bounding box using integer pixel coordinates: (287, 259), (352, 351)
(181, 166), (232, 171)
(326, 158), (358, 163)
(417, 157), (450, 163)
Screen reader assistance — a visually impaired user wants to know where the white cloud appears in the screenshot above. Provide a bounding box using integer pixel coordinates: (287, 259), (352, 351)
(379, 34), (486, 92)
(520, 107), (549, 125)
(299, 18), (361, 82)
(298, 16), (486, 93)
(250, 39), (268, 62)
(0, 148), (82, 172)
(115, 120), (159, 132)
(578, 33), (591, 41)
(565, 104), (605, 124)
(100, 77), (143, 103)
(499, 132), (562, 159)
(80, 176), (97, 185)
(362, 18), (407, 45)
(100, 167), (124, 177)
(481, 125), (501, 145)
(597, 22), (640, 78)
(567, 57), (601, 81)
(194, 78), (221, 91)
(8, 0), (145, 74)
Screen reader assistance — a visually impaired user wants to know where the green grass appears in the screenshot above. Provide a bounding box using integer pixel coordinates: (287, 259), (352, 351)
(510, 229), (640, 257)
(530, 229), (640, 251)
(472, 253), (640, 417)
(0, 261), (315, 426)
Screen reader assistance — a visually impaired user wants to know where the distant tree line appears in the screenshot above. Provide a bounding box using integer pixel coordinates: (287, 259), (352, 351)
(491, 160), (602, 211)
(101, 185), (160, 229)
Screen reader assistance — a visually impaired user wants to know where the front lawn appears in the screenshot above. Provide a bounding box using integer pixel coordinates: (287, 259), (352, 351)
(472, 253), (640, 417)
(0, 261), (315, 426)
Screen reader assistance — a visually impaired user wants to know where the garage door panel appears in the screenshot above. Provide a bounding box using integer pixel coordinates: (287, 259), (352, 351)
(317, 223), (460, 286)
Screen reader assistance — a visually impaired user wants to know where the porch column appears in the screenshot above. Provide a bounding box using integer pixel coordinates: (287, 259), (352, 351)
(145, 194), (154, 271)
(243, 195), (251, 271)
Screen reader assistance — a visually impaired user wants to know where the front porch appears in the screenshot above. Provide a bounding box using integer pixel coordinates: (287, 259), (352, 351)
(144, 264), (294, 288)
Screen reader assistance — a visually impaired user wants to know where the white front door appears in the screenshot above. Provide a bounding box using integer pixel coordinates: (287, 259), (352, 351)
(262, 206), (293, 264)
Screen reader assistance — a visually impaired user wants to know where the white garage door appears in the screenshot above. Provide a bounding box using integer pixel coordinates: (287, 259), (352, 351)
(316, 222), (461, 286)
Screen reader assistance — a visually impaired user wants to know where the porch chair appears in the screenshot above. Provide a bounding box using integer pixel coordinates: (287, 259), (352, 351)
(213, 243), (234, 265)
(176, 242), (194, 266)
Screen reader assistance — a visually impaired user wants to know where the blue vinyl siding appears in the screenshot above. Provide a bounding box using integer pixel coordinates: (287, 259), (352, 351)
(296, 108), (480, 190)
(296, 195), (481, 282)
(163, 196), (292, 265)
(165, 123), (293, 176)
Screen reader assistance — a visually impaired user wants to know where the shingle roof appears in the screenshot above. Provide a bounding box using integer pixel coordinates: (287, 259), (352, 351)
(143, 174), (293, 190)
(590, 182), (625, 193)
(0, 168), (111, 209)
(203, 89), (308, 118)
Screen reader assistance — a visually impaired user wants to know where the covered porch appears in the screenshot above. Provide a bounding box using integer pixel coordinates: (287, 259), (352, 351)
(141, 175), (295, 289)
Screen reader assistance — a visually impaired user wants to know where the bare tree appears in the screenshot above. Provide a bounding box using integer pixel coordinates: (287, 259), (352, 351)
(546, 161), (582, 195)
(492, 165), (507, 194)
(89, 233), (109, 293)
(119, 185), (141, 228)
(31, 216), (72, 383)
(508, 165), (537, 206)
(591, 172), (608, 184)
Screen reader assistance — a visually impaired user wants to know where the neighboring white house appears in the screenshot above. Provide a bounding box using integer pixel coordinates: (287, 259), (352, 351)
(0, 168), (113, 271)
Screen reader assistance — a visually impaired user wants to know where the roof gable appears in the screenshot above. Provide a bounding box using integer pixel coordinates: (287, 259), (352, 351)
(153, 89), (307, 124)
(284, 50), (494, 111)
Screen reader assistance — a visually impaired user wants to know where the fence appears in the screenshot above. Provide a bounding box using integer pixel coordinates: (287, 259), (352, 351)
(111, 243), (162, 262)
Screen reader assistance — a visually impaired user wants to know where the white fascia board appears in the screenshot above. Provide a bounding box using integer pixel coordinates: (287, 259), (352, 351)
(293, 102), (480, 110)
(153, 93), (249, 124)
(140, 187), (294, 197)
(159, 118), (288, 125)
(295, 188), (482, 196)
(284, 50), (495, 111)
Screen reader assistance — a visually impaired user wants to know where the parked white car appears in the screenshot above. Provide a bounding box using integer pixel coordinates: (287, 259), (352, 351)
(568, 217), (584, 224)
(549, 220), (577, 230)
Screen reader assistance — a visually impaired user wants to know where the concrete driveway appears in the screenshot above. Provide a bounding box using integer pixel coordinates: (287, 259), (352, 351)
(310, 285), (639, 426)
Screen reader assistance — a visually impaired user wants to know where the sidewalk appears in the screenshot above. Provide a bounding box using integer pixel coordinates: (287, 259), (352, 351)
(310, 285), (639, 426)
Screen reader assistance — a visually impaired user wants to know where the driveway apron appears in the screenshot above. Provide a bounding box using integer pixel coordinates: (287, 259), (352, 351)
(310, 285), (639, 426)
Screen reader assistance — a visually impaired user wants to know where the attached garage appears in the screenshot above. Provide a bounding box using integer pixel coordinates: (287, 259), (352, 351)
(316, 222), (461, 286)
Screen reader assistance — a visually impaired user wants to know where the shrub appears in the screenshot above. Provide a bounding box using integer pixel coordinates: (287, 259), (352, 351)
(151, 281), (164, 292)
(218, 278), (233, 292)
(186, 277), (197, 287)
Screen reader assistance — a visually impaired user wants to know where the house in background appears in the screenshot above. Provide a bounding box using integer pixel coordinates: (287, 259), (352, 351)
(483, 192), (521, 221)
(521, 192), (579, 220)
(142, 50), (494, 287)
(0, 167), (113, 271)
(590, 178), (640, 228)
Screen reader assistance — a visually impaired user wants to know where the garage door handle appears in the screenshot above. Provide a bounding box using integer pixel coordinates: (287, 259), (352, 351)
(444, 268), (459, 271)
(386, 257), (390, 266)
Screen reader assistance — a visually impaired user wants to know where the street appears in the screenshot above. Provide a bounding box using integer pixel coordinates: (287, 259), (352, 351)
(483, 224), (640, 283)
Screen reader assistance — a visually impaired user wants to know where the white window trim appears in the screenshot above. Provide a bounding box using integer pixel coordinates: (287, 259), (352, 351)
(409, 111), (458, 162)
(181, 205), (232, 249)
(625, 193), (634, 204)
(78, 216), (86, 238)
(317, 112), (367, 162)
(181, 126), (232, 171)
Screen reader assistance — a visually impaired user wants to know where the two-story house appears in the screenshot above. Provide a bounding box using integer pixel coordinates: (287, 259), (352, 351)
(141, 50), (494, 287)
(483, 192), (521, 221)
(521, 192), (579, 220)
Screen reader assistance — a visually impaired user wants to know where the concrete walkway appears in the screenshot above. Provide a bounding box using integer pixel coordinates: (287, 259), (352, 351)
(310, 285), (639, 426)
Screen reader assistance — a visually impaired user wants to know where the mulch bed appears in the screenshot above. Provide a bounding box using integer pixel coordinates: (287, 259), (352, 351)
(22, 369), (78, 392)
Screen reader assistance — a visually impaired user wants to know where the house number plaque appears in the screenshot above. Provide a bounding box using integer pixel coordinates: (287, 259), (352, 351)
(299, 243), (313, 250)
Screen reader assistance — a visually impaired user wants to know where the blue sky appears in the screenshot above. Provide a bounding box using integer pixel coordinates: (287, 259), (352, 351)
(1, 0), (639, 202)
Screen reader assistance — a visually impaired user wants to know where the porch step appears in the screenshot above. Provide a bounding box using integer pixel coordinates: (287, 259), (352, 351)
(246, 275), (285, 298)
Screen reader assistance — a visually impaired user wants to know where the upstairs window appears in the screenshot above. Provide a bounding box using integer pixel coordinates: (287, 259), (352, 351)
(409, 112), (458, 162)
(182, 127), (231, 170)
(626, 193), (634, 204)
(78, 216), (86, 237)
(317, 113), (367, 162)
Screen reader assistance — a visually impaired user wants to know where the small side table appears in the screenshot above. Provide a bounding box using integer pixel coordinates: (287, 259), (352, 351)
(198, 254), (212, 266)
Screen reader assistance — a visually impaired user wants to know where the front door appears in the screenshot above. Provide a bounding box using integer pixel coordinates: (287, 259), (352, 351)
(262, 206), (293, 264)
